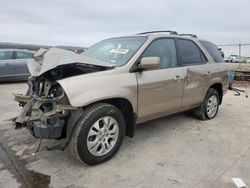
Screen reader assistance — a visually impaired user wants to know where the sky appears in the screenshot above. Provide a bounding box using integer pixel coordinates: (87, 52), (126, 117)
(1, 0), (250, 55)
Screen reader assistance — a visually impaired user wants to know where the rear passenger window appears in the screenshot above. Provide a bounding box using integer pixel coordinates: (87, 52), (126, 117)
(142, 39), (177, 68)
(16, 52), (25, 59)
(16, 52), (33, 59)
(177, 39), (205, 66)
(24, 52), (33, 58)
(200, 40), (224, 63)
(0, 51), (12, 60)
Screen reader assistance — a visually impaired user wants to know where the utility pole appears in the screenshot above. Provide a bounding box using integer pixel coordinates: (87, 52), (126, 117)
(239, 44), (241, 57)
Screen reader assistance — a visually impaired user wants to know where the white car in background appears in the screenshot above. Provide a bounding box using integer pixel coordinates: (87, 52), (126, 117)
(232, 56), (242, 63)
(225, 55), (239, 63)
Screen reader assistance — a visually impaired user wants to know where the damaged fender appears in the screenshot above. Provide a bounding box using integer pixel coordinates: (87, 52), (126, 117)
(13, 48), (118, 140)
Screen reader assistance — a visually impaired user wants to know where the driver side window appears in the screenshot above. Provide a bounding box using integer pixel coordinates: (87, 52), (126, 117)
(142, 39), (177, 69)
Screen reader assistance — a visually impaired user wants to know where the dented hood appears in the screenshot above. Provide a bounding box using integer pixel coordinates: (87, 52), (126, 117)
(27, 48), (114, 77)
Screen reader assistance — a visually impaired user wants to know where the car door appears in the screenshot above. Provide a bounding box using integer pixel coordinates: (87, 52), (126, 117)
(176, 39), (211, 110)
(136, 38), (184, 122)
(13, 51), (32, 78)
(0, 51), (14, 80)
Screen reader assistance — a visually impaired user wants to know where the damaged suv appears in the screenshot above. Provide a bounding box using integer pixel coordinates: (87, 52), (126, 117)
(14, 31), (228, 165)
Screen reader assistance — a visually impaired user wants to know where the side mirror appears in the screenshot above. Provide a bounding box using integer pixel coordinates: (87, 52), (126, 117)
(139, 57), (160, 70)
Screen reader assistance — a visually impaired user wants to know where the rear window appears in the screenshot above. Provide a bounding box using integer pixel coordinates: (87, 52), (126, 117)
(200, 40), (224, 63)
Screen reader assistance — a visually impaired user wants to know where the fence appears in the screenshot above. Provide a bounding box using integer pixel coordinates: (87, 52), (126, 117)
(217, 44), (250, 58)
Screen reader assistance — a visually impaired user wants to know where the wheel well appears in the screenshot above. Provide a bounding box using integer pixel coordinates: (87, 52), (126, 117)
(209, 83), (223, 104)
(93, 98), (136, 137)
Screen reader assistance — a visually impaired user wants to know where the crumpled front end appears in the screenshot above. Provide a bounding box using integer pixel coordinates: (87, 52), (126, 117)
(14, 77), (77, 139)
(13, 48), (113, 139)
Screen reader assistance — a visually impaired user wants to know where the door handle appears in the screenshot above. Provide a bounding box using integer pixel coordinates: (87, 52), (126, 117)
(206, 71), (211, 75)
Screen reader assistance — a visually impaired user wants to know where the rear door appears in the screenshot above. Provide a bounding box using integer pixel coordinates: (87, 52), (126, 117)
(136, 38), (184, 122)
(0, 51), (14, 80)
(13, 51), (33, 78)
(176, 39), (211, 110)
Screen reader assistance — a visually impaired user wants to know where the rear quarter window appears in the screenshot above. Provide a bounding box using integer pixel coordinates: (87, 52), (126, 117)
(200, 40), (224, 63)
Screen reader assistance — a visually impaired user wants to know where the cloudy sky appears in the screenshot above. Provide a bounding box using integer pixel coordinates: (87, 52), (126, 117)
(1, 0), (250, 51)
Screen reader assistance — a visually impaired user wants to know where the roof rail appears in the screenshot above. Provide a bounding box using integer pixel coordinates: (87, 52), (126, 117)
(137, 30), (178, 35)
(179, 33), (197, 38)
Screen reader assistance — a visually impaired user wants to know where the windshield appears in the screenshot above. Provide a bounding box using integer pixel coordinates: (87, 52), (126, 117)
(83, 36), (147, 66)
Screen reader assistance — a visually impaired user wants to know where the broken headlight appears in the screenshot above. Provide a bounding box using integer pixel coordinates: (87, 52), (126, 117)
(48, 83), (64, 99)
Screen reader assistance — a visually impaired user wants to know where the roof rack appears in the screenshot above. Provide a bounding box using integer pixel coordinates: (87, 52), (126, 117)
(179, 34), (197, 38)
(137, 30), (178, 35)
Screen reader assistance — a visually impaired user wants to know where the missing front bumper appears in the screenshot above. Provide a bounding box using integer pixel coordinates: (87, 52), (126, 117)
(13, 93), (77, 139)
(29, 115), (64, 139)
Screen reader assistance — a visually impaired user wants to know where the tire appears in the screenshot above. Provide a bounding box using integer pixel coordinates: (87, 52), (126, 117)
(69, 103), (125, 165)
(193, 88), (220, 120)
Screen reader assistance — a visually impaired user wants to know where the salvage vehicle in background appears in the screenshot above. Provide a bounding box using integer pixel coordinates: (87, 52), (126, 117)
(246, 58), (250, 64)
(225, 55), (248, 63)
(224, 55), (236, 62)
(14, 31), (228, 165)
(232, 56), (243, 63)
(224, 56), (232, 62)
(0, 49), (34, 81)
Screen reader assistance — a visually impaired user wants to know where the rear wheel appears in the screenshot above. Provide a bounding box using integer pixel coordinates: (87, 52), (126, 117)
(69, 103), (125, 165)
(194, 88), (219, 120)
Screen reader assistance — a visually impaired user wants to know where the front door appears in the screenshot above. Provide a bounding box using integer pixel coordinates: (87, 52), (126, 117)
(136, 38), (184, 122)
(0, 51), (14, 80)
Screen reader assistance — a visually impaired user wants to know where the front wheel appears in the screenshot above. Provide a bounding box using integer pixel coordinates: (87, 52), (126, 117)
(193, 88), (220, 120)
(69, 103), (125, 165)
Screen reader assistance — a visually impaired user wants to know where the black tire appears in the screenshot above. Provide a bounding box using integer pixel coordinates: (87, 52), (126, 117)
(193, 88), (220, 120)
(69, 103), (125, 165)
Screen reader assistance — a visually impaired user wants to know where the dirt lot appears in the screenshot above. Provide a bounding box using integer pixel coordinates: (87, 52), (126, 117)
(228, 63), (250, 72)
(0, 83), (250, 188)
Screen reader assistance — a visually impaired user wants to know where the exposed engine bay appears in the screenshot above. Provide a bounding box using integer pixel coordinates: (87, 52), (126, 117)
(13, 48), (114, 140)
(14, 78), (75, 139)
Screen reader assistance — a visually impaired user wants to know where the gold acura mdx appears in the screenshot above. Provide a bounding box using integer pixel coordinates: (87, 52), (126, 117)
(14, 31), (228, 165)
